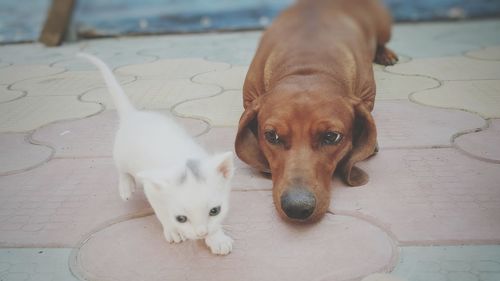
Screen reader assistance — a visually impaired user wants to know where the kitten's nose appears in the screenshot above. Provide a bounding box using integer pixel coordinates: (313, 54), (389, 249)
(196, 227), (208, 237)
(280, 187), (316, 220)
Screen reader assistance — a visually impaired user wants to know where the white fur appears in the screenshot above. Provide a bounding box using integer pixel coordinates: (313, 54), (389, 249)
(78, 53), (234, 255)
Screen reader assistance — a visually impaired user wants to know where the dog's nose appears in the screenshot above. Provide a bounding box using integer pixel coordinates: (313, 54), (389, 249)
(280, 187), (316, 220)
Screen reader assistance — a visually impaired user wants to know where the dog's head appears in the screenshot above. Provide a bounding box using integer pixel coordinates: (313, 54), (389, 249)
(235, 84), (377, 222)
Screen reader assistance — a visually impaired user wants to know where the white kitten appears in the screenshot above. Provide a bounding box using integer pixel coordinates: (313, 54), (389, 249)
(78, 53), (234, 255)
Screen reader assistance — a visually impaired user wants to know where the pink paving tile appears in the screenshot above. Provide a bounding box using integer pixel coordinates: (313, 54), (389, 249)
(454, 119), (500, 163)
(32, 111), (209, 158)
(71, 191), (397, 281)
(330, 148), (500, 244)
(0, 133), (53, 175)
(374, 101), (485, 148)
(0, 158), (150, 247)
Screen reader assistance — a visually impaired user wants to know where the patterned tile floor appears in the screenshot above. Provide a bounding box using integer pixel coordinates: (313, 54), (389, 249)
(0, 20), (499, 281)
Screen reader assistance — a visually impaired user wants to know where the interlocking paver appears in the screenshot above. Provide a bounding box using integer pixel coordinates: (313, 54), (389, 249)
(0, 133), (52, 175)
(0, 43), (80, 66)
(392, 246), (500, 281)
(72, 191), (396, 281)
(139, 31), (260, 65)
(0, 65), (65, 85)
(0, 158), (149, 247)
(389, 20), (500, 58)
(193, 66), (248, 90)
(12, 71), (135, 97)
(331, 148), (500, 243)
(0, 248), (78, 281)
(32, 110), (209, 158)
(412, 80), (500, 118)
(466, 46), (500, 61)
(115, 58), (230, 80)
(0, 85), (24, 103)
(387, 56), (500, 81)
(0, 96), (101, 133)
(82, 78), (220, 110)
(374, 69), (439, 100)
(54, 52), (156, 71)
(174, 90), (243, 126)
(454, 119), (500, 162)
(374, 100), (484, 148)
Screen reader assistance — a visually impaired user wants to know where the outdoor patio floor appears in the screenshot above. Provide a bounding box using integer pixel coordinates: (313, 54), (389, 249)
(0, 19), (500, 281)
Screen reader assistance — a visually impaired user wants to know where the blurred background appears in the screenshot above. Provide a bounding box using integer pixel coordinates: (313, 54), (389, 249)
(1, 0), (500, 44)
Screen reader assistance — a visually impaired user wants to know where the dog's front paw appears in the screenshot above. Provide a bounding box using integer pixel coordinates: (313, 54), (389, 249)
(164, 228), (186, 244)
(205, 230), (233, 255)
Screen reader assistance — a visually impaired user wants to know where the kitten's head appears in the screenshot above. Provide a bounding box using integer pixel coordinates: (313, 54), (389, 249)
(138, 151), (234, 240)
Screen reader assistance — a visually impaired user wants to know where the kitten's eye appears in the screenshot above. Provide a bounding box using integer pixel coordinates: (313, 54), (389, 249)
(264, 130), (281, 145)
(175, 215), (187, 223)
(209, 206), (221, 216)
(321, 131), (343, 145)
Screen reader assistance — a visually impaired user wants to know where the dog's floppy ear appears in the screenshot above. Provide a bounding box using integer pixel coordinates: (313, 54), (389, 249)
(234, 99), (269, 172)
(340, 102), (377, 186)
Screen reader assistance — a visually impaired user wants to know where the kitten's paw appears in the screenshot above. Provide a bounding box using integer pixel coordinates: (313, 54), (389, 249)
(205, 231), (233, 255)
(164, 229), (186, 244)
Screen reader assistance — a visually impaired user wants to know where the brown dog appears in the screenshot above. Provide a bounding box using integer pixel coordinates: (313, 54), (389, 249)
(235, 0), (398, 222)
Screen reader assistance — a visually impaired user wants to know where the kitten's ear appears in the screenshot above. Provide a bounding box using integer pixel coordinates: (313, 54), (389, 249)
(213, 151), (234, 180)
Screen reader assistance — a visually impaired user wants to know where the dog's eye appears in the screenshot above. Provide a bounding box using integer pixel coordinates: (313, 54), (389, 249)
(209, 206), (221, 216)
(175, 215), (188, 223)
(264, 130), (281, 144)
(321, 131), (343, 145)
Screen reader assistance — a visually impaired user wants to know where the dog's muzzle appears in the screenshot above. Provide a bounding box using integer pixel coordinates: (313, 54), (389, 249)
(280, 187), (316, 220)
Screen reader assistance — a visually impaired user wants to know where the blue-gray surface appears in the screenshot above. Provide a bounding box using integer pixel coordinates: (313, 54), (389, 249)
(1, 0), (500, 43)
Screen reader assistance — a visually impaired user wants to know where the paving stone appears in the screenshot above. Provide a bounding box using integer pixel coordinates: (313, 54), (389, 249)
(389, 20), (500, 59)
(193, 66), (248, 90)
(331, 148), (500, 243)
(0, 133), (52, 175)
(454, 119), (500, 162)
(32, 110), (208, 158)
(374, 100), (485, 149)
(139, 31), (260, 66)
(82, 78), (220, 110)
(0, 85), (24, 103)
(412, 80), (500, 118)
(466, 46), (500, 61)
(437, 20), (500, 47)
(0, 158), (150, 247)
(0, 248), (78, 281)
(374, 69), (440, 100)
(174, 90), (243, 126)
(0, 96), (101, 133)
(387, 56), (500, 81)
(0, 61), (10, 68)
(0, 43), (81, 66)
(11, 70), (135, 97)
(0, 65), (65, 85)
(115, 58), (230, 80)
(392, 246), (500, 281)
(55, 52), (156, 71)
(72, 191), (396, 281)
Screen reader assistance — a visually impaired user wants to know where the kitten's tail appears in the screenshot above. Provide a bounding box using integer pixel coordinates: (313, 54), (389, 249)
(77, 53), (135, 117)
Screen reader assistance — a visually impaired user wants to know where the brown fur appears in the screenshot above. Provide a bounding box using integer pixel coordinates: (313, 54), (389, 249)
(235, 0), (397, 222)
